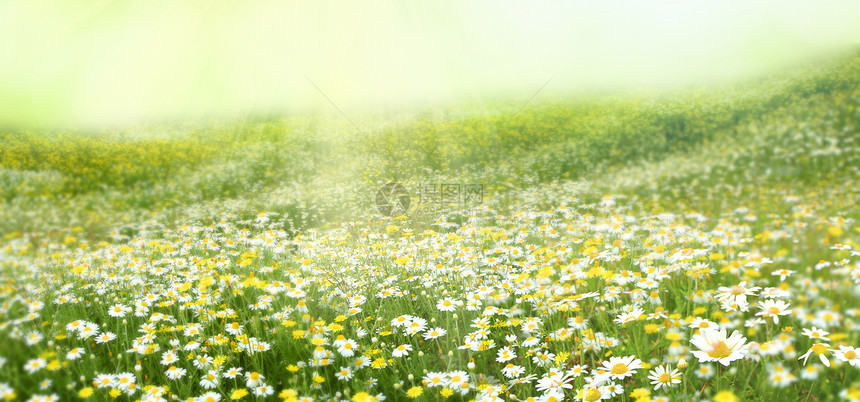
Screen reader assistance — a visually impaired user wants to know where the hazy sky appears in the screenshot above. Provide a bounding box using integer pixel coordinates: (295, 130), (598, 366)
(1, 0), (859, 128)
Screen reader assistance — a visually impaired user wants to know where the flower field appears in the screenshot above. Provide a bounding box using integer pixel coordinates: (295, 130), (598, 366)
(1, 55), (860, 402)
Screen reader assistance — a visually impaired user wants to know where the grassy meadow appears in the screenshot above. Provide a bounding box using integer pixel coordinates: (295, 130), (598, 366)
(1, 55), (860, 402)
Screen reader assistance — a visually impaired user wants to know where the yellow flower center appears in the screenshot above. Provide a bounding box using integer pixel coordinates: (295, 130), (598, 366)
(767, 307), (780, 315)
(708, 341), (732, 359)
(585, 389), (602, 402)
(659, 373), (672, 383)
(811, 344), (829, 354)
(611, 363), (629, 375)
(845, 351), (857, 359)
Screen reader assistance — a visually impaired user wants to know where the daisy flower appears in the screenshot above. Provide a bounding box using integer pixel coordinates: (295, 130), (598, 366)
(424, 327), (447, 340)
(771, 269), (795, 282)
(535, 370), (573, 395)
(446, 371), (468, 388)
(115, 372), (135, 390)
(392, 344), (412, 357)
(23, 358), (46, 374)
(690, 327), (748, 366)
(501, 364), (525, 379)
(716, 281), (760, 306)
(798, 343), (832, 367)
(160, 351), (179, 365)
(108, 304), (130, 318)
(336, 338), (358, 357)
(335, 366), (353, 380)
(165, 366), (186, 380)
(245, 371), (265, 387)
(253, 384), (274, 397)
(200, 370), (219, 389)
(195, 392), (221, 402)
(800, 364), (822, 380)
(424, 372), (447, 387)
(801, 326), (830, 341)
(94, 374), (115, 388)
(95, 332), (116, 344)
(225, 321), (244, 336)
(66, 348), (83, 360)
(568, 315), (589, 330)
(436, 298), (462, 312)
(353, 356), (370, 368)
(833, 345), (860, 367)
(647, 365), (681, 391)
(391, 315), (413, 328)
(756, 299), (792, 324)
(496, 346), (516, 363)
(600, 355), (643, 380)
(693, 364), (715, 379)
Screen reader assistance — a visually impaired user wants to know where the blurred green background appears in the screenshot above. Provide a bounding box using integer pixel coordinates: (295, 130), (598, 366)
(1, 0), (859, 129)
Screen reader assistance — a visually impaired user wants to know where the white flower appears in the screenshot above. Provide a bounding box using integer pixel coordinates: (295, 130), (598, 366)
(424, 372), (448, 387)
(599, 355), (643, 380)
(535, 370), (573, 395)
(716, 281), (760, 307)
(160, 351), (179, 366)
(195, 392), (221, 402)
(108, 304), (130, 318)
(245, 371), (265, 387)
(23, 359), (46, 374)
(336, 339), (358, 357)
(690, 327), (748, 366)
(798, 343), (832, 367)
(225, 322), (243, 336)
(496, 346), (515, 363)
(801, 326), (830, 341)
(391, 315), (414, 328)
(436, 298), (462, 312)
(66, 348), (83, 360)
(165, 366), (186, 380)
(756, 299), (792, 324)
(501, 364), (525, 379)
(253, 384), (274, 397)
(833, 345), (860, 367)
(335, 366), (353, 380)
(199, 370), (219, 389)
(94, 374), (115, 388)
(96, 332), (116, 344)
(115, 373), (136, 390)
(223, 367), (243, 379)
(647, 365), (681, 391)
(392, 344), (412, 357)
(423, 327), (447, 340)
